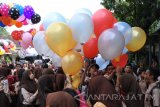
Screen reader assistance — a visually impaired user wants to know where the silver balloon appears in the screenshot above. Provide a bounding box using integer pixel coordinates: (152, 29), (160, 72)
(94, 54), (109, 70)
(114, 22), (132, 45)
(98, 28), (125, 60)
(68, 13), (93, 43)
(51, 54), (61, 67)
(33, 31), (54, 57)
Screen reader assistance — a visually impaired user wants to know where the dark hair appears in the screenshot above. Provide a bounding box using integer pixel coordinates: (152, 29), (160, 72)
(17, 68), (25, 82)
(105, 62), (113, 70)
(21, 70), (37, 93)
(63, 88), (80, 107)
(42, 68), (54, 75)
(0, 67), (10, 77)
(148, 68), (159, 81)
(56, 67), (65, 74)
(138, 68), (146, 75)
(125, 63), (132, 69)
(90, 64), (99, 70)
(33, 68), (43, 79)
(38, 75), (55, 107)
(55, 74), (66, 91)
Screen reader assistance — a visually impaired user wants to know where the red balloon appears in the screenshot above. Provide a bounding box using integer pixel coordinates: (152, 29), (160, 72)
(92, 9), (114, 38)
(83, 38), (98, 58)
(111, 54), (128, 68)
(11, 30), (22, 41)
(113, 17), (118, 24)
(39, 24), (44, 31)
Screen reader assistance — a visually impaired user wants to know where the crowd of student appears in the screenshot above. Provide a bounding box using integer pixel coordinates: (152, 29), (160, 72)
(0, 58), (160, 107)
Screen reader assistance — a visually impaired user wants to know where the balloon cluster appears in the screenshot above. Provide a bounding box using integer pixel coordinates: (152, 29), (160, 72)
(0, 3), (41, 28)
(11, 28), (36, 49)
(0, 39), (16, 55)
(33, 8), (147, 88)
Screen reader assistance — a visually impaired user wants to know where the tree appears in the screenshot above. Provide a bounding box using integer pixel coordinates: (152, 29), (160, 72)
(101, 0), (160, 66)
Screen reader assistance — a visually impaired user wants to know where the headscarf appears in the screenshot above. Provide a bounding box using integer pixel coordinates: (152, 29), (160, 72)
(46, 91), (78, 107)
(119, 73), (142, 107)
(55, 74), (66, 91)
(38, 75), (55, 107)
(21, 70), (37, 93)
(88, 76), (122, 107)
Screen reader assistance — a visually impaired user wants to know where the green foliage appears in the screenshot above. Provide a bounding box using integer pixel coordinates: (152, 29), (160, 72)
(101, 0), (160, 34)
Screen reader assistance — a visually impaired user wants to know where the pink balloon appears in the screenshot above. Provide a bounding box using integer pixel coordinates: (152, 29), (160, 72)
(22, 32), (33, 44)
(22, 19), (28, 25)
(20, 41), (29, 49)
(0, 4), (10, 16)
(16, 14), (25, 22)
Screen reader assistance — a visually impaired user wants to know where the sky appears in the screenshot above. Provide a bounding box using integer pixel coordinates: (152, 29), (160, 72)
(1, 0), (104, 33)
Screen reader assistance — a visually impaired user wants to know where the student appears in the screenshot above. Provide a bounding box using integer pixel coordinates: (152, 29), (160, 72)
(145, 69), (160, 107)
(38, 75), (55, 107)
(21, 70), (38, 107)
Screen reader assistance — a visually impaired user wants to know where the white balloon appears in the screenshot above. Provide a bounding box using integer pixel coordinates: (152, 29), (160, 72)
(122, 47), (128, 54)
(43, 12), (66, 30)
(75, 8), (92, 17)
(33, 31), (54, 57)
(69, 13), (93, 43)
(73, 43), (84, 55)
(94, 54), (109, 70)
(51, 54), (61, 67)
(98, 28), (125, 60)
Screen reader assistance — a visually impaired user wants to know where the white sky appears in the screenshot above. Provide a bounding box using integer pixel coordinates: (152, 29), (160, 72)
(1, 0), (104, 33)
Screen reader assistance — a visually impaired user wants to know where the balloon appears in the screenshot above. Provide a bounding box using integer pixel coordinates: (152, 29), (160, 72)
(111, 54), (128, 68)
(94, 54), (110, 70)
(74, 43), (84, 55)
(0, 4), (10, 16)
(33, 31), (54, 56)
(15, 21), (23, 28)
(0, 48), (5, 55)
(71, 73), (81, 89)
(98, 28), (125, 60)
(1, 16), (12, 25)
(20, 41), (29, 49)
(83, 38), (98, 58)
(114, 22), (132, 45)
(22, 32), (32, 44)
(45, 22), (76, 57)
(0, 21), (5, 27)
(16, 14), (25, 22)
(22, 19), (28, 25)
(14, 4), (24, 16)
(24, 5), (35, 19)
(75, 8), (92, 17)
(31, 13), (41, 24)
(126, 27), (146, 52)
(43, 12), (66, 30)
(92, 9), (115, 38)
(69, 13), (93, 43)
(8, 7), (20, 20)
(113, 17), (118, 23)
(39, 24), (44, 31)
(51, 54), (61, 67)
(11, 30), (22, 40)
(62, 51), (83, 75)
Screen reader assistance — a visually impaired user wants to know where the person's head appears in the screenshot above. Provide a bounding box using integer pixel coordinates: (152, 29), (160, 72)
(145, 68), (159, 84)
(0, 67), (10, 78)
(63, 88), (80, 107)
(88, 64), (99, 77)
(55, 74), (66, 91)
(55, 67), (65, 75)
(38, 75), (55, 107)
(124, 64), (132, 74)
(138, 68), (146, 79)
(105, 63), (115, 75)
(42, 68), (54, 75)
(33, 67), (42, 79)
(21, 69), (37, 93)
(84, 58), (90, 69)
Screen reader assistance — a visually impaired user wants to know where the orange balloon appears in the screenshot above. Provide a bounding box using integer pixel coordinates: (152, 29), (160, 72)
(31, 29), (37, 36)
(1, 16), (12, 25)
(15, 21), (23, 28)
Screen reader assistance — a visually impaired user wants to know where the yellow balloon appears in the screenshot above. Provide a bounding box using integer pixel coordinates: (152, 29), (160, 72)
(126, 27), (146, 52)
(45, 22), (76, 57)
(0, 49), (5, 55)
(71, 73), (81, 89)
(62, 51), (83, 75)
